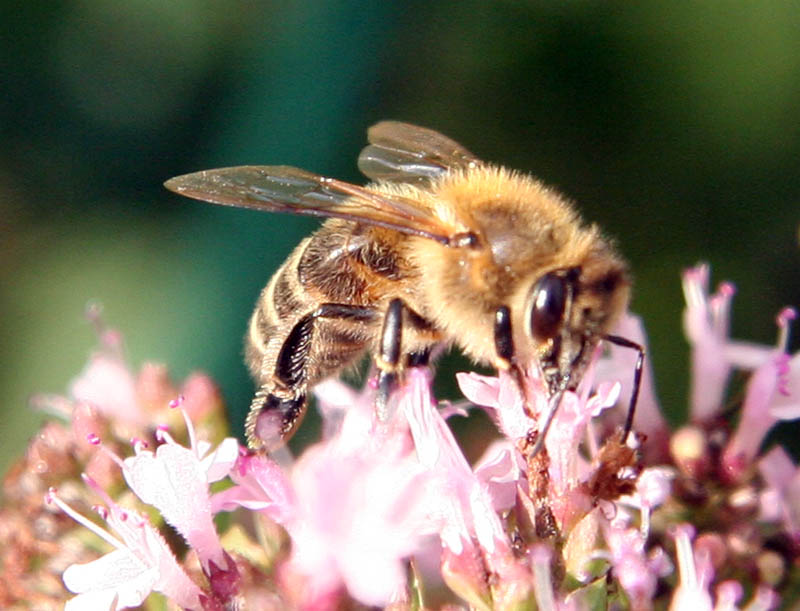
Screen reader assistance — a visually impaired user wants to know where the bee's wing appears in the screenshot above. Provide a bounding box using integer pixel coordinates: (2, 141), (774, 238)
(357, 121), (481, 184)
(165, 165), (461, 245)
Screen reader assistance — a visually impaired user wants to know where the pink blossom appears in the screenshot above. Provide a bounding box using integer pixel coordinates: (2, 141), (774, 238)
(47, 479), (203, 610)
(26, 275), (800, 609)
(120, 405), (239, 575)
(603, 516), (662, 606)
(311, 377), (369, 440)
(684, 264), (799, 434)
(472, 439), (526, 512)
(682, 263), (737, 422)
(180, 372), (225, 420)
(546, 378), (620, 497)
(69, 325), (143, 428)
(617, 466), (675, 536)
(669, 524), (713, 611)
(212, 452), (296, 522)
(529, 545), (575, 611)
(722, 308), (798, 480)
(214, 377), (431, 608)
(404, 369), (510, 555)
(768, 351), (800, 419)
(713, 581), (742, 611)
(440, 544), (493, 611)
(683, 264), (799, 479)
(286, 439), (430, 607)
(456, 368), (542, 439)
(757, 446), (800, 542)
(402, 368), (533, 607)
(458, 357), (623, 531)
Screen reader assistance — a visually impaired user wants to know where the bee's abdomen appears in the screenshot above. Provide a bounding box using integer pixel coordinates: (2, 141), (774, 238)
(245, 237), (376, 392)
(245, 255), (313, 384)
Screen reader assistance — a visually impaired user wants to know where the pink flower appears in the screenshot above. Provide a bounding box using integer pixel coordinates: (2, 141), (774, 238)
(603, 516), (664, 606)
(593, 466), (674, 607)
(546, 377), (620, 497)
(179, 372), (225, 420)
(69, 323), (143, 428)
(214, 377), (432, 608)
(684, 264), (799, 421)
(683, 264), (799, 479)
(757, 446), (800, 542)
(47, 478), (204, 610)
(404, 369), (509, 553)
(529, 545), (575, 610)
(457, 356), (623, 531)
(669, 524), (713, 611)
(722, 308), (799, 480)
(403, 368), (533, 607)
(456, 368), (542, 439)
(286, 438), (430, 607)
(312, 377), (368, 436)
(23, 266), (800, 610)
(472, 440), (526, 512)
(682, 264), (738, 422)
(617, 466), (675, 536)
(212, 452), (296, 522)
(668, 525), (781, 610)
(714, 581), (743, 611)
(119, 403), (239, 576)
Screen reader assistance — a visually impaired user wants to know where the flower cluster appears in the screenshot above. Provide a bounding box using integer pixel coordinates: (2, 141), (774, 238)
(1, 264), (798, 610)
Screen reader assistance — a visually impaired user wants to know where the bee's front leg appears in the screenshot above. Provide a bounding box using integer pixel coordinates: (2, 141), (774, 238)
(246, 303), (376, 451)
(494, 304), (555, 457)
(493, 305), (527, 399)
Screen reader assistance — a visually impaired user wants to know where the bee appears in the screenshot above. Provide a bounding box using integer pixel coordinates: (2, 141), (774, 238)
(165, 122), (641, 452)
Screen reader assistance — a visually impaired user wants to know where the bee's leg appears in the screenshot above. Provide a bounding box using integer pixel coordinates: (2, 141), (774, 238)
(493, 305), (515, 368)
(246, 303), (377, 451)
(493, 305), (527, 396)
(375, 298), (403, 420)
(495, 305), (568, 456)
(246, 389), (307, 452)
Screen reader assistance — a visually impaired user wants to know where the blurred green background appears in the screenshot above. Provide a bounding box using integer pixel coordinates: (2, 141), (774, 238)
(2, 2), (799, 470)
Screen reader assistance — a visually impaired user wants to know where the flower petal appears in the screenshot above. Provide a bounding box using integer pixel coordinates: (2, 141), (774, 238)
(201, 437), (240, 483)
(123, 443), (225, 570)
(63, 549), (155, 609)
(456, 371), (502, 409)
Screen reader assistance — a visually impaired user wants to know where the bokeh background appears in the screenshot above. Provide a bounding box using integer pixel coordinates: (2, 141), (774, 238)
(2, 2), (799, 470)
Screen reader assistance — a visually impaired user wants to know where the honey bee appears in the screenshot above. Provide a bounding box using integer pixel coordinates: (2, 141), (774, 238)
(165, 122), (641, 452)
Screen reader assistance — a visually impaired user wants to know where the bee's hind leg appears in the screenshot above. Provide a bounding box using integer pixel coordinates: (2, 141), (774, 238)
(493, 305), (525, 390)
(246, 303), (376, 451)
(245, 389), (307, 453)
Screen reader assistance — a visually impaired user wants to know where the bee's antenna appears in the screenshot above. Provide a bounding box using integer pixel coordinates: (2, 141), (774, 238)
(603, 334), (645, 443)
(530, 334), (645, 456)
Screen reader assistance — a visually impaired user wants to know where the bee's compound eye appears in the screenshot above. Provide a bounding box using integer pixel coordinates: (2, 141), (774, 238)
(529, 272), (567, 341)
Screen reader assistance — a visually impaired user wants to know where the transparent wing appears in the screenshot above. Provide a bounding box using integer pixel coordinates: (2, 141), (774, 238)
(164, 165), (459, 244)
(357, 121), (481, 184)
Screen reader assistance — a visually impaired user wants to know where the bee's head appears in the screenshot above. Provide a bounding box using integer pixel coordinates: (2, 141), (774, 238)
(524, 260), (629, 393)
